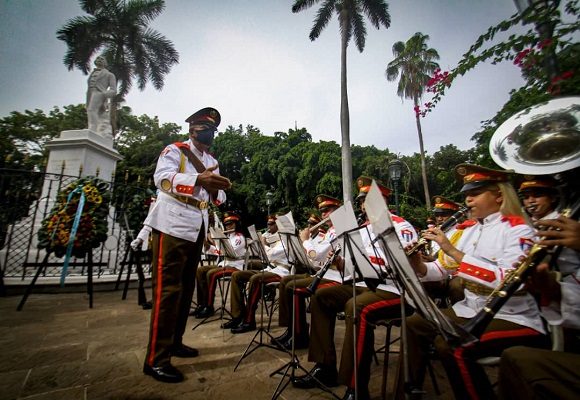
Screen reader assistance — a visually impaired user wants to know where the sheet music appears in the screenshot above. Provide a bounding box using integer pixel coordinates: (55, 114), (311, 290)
(275, 211), (296, 234)
(246, 224), (269, 263)
(330, 201), (378, 280)
(364, 181), (470, 343)
(209, 226), (240, 260)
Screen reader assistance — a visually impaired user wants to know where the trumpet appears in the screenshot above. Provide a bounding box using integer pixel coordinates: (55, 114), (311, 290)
(406, 206), (469, 256)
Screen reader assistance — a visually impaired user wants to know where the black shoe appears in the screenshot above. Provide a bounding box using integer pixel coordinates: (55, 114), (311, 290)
(231, 322), (256, 334)
(282, 334), (309, 350)
(292, 364), (338, 389)
(337, 311), (346, 320)
(195, 305), (214, 319)
(342, 387), (370, 400)
(141, 301), (152, 310)
(221, 318), (242, 329)
(270, 329), (291, 346)
(189, 305), (203, 316)
(143, 364), (184, 383)
(172, 344), (199, 358)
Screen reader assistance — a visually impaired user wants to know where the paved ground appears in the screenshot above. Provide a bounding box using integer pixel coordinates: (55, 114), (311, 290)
(0, 288), (454, 400)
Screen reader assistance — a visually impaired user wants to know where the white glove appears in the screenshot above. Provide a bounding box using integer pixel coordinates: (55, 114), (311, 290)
(130, 238), (143, 251)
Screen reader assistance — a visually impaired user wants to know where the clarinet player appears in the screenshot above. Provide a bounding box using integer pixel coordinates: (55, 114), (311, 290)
(395, 164), (548, 399)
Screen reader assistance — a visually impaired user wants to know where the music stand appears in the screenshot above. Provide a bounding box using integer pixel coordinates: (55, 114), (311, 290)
(234, 225), (288, 371)
(269, 213), (340, 400)
(192, 227), (242, 330)
(327, 201), (385, 399)
(364, 181), (474, 399)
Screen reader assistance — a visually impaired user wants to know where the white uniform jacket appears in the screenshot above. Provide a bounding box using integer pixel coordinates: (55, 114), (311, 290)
(420, 212), (544, 333)
(144, 139), (227, 243)
(303, 226), (337, 264)
(355, 215), (418, 293)
(217, 232), (246, 270)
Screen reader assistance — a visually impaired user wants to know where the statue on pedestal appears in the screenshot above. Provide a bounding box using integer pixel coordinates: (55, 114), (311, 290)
(86, 56), (117, 138)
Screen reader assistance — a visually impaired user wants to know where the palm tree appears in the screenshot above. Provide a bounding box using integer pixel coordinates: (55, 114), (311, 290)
(386, 32), (439, 209)
(292, 0), (391, 202)
(57, 0), (179, 101)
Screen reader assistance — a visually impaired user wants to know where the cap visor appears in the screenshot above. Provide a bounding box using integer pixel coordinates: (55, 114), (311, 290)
(460, 181), (489, 192)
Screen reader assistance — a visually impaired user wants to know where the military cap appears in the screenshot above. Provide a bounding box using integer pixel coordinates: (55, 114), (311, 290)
(307, 213), (322, 225)
(266, 215), (277, 225)
(314, 194), (341, 212)
(455, 163), (511, 193)
(223, 211), (240, 224)
(518, 175), (558, 194)
(185, 107), (221, 127)
(432, 196), (461, 214)
(356, 176), (391, 199)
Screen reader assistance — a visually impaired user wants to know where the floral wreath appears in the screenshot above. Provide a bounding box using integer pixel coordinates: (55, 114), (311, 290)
(38, 177), (111, 261)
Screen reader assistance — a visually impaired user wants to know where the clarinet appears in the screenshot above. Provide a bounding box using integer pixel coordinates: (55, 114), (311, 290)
(406, 206), (468, 256)
(306, 247), (341, 294)
(462, 200), (579, 340)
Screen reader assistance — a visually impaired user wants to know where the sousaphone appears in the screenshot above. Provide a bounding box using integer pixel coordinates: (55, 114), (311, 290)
(490, 96), (580, 174)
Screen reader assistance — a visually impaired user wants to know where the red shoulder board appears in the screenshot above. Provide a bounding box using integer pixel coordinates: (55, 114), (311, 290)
(174, 142), (189, 150)
(501, 215), (527, 227)
(456, 219), (477, 230)
(391, 215), (405, 223)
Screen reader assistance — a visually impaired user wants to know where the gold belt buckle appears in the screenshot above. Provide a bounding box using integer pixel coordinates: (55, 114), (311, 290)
(198, 201), (208, 210)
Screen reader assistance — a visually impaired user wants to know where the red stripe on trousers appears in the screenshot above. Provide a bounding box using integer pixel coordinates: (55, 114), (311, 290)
(147, 233), (164, 366)
(207, 267), (236, 306)
(245, 275), (280, 323)
(350, 298), (400, 388)
(454, 327), (543, 400)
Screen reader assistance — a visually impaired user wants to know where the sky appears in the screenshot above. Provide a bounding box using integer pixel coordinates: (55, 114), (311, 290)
(0, 0), (530, 156)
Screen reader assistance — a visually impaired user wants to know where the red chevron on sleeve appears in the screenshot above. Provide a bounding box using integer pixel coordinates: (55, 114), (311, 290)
(501, 215), (527, 226)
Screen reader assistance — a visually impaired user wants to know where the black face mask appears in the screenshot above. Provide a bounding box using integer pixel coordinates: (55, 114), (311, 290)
(195, 128), (215, 146)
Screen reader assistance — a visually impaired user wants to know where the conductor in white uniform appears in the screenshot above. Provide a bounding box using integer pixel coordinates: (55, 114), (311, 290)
(143, 107), (231, 383)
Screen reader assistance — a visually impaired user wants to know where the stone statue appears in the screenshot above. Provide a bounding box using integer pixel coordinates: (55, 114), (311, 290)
(86, 56), (117, 138)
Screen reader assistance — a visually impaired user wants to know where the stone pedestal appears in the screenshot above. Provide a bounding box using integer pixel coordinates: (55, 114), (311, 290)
(44, 129), (123, 181)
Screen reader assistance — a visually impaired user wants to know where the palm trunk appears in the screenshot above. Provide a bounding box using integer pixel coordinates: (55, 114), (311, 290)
(339, 10), (352, 202)
(414, 97), (431, 209)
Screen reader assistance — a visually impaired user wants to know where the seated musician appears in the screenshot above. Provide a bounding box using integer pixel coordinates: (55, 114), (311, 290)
(293, 176), (417, 400)
(191, 211), (246, 318)
(225, 214), (292, 333)
(499, 173), (580, 400)
(422, 195), (466, 306)
(271, 195), (343, 350)
(396, 164), (548, 400)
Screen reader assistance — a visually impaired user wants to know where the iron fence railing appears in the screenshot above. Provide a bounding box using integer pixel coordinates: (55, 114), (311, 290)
(0, 168), (152, 287)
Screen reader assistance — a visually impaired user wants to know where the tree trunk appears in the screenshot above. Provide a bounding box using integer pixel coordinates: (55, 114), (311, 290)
(339, 10), (352, 202)
(414, 97), (431, 209)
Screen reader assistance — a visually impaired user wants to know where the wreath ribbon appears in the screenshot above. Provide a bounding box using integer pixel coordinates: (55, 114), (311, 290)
(60, 185), (86, 287)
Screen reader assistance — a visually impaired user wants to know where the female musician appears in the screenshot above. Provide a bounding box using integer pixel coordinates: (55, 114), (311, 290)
(396, 164), (549, 400)
(192, 212), (246, 318)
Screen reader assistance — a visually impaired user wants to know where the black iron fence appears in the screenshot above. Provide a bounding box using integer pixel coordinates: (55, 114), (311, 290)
(0, 167), (152, 289)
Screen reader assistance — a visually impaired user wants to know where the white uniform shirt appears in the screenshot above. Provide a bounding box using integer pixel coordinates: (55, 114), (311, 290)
(217, 232), (246, 270)
(421, 212), (545, 333)
(144, 139), (227, 243)
(356, 215), (418, 293)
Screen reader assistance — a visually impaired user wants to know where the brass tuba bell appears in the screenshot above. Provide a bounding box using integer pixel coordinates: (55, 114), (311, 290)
(490, 97), (580, 174)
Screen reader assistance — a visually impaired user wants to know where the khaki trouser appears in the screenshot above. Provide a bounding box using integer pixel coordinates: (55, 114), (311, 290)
(145, 229), (204, 367)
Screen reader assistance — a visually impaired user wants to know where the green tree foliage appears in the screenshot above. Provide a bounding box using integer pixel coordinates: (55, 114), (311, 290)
(0, 105), (86, 170)
(57, 0), (179, 99)
(292, 0), (391, 202)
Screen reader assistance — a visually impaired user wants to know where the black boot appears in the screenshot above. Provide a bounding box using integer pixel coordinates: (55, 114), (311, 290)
(292, 363), (338, 389)
(342, 387), (370, 400)
(195, 305), (214, 319)
(270, 329), (291, 346)
(189, 305), (203, 316)
(221, 317), (242, 329)
(231, 321), (256, 334)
